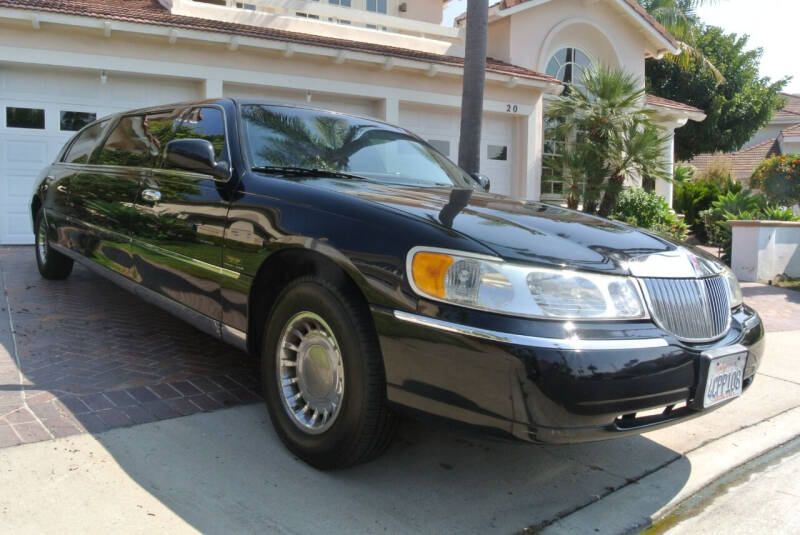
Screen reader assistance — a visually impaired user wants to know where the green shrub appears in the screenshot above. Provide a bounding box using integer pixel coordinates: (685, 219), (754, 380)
(673, 163), (696, 183)
(750, 154), (800, 206)
(611, 188), (688, 241)
(673, 177), (742, 241)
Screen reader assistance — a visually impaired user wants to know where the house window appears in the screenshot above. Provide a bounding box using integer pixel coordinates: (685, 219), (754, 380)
(487, 145), (508, 161)
(366, 0), (387, 13)
(545, 48), (591, 87)
(6, 107), (45, 129)
(329, 0), (351, 5)
(235, 2), (256, 10)
(297, 0), (321, 19)
(428, 140), (450, 156)
(60, 111), (97, 132)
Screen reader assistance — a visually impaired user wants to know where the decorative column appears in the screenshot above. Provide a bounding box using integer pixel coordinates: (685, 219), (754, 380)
(378, 96), (400, 124)
(655, 129), (675, 207)
(203, 78), (224, 99)
(519, 93), (543, 200)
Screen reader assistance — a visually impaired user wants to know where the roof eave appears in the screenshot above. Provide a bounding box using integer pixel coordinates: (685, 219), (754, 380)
(0, 6), (558, 90)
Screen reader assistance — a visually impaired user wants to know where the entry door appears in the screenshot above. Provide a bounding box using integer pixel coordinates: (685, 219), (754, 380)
(131, 106), (232, 321)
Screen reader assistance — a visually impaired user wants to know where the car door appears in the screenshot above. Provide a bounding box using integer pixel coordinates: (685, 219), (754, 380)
(42, 119), (111, 252)
(130, 105), (232, 320)
(67, 110), (181, 277)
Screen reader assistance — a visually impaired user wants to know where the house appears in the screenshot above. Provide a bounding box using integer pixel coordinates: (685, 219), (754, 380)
(0, 0), (704, 244)
(689, 93), (800, 182)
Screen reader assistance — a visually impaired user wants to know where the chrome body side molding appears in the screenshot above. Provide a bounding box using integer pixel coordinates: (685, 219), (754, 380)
(393, 310), (669, 350)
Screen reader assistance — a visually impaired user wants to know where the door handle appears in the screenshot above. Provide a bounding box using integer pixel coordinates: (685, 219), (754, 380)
(141, 189), (162, 203)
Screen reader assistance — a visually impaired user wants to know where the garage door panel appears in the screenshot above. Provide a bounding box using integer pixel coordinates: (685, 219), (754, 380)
(2, 209), (34, 244)
(5, 139), (49, 167)
(399, 104), (514, 196)
(5, 169), (39, 198)
(1, 67), (200, 244)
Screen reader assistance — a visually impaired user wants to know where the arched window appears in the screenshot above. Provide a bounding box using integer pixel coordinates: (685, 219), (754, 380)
(545, 48), (591, 86)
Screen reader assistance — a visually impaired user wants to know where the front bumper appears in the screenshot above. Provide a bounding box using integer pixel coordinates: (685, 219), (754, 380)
(372, 304), (765, 444)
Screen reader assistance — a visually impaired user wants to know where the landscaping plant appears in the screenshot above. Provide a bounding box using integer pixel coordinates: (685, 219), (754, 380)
(546, 64), (670, 216)
(750, 154), (800, 207)
(611, 188), (689, 242)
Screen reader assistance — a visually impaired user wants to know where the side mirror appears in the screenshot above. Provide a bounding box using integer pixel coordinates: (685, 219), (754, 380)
(164, 139), (230, 180)
(471, 172), (490, 192)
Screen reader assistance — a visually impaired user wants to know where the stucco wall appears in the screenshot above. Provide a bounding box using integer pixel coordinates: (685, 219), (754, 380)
(731, 221), (800, 282)
(743, 123), (792, 149)
(496, 0), (648, 85)
(400, 0), (444, 25)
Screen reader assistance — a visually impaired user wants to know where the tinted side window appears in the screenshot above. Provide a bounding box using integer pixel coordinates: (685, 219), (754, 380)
(63, 120), (109, 164)
(173, 107), (227, 161)
(95, 110), (181, 168)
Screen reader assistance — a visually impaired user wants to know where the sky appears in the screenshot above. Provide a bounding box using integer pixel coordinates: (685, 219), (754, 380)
(442, 0), (800, 94)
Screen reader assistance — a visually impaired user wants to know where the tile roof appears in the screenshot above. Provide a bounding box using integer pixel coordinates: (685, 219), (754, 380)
(775, 93), (800, 120)
(781, 123), (800, 137)
(0, 0), (558, 83)
(498, 0), (679, 49)
(645, 94), (703, 114)
(688, 138), (781, 180)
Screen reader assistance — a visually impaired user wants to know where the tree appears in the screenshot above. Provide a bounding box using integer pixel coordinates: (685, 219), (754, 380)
(646, 25), (788, 160)
(638, 0), (723, 80)
(457, 0), (488, 175)
(546, 64), (670, 216)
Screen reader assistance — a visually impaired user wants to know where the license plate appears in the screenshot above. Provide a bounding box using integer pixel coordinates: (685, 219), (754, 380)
(703, 351), (746, 408)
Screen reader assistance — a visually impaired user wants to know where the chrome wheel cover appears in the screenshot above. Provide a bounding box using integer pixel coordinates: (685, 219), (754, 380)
(277, 311), (345, 434)
(36, 216), (48, 264)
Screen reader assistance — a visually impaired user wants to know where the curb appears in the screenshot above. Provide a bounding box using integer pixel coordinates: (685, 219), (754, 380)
(540, 405), (800, 534)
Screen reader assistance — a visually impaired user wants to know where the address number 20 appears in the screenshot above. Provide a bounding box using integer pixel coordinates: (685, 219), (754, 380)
(506, 104), (519, 113)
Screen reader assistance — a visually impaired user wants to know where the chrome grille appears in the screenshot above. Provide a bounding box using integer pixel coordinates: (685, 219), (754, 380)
(641, 276), (731, 342)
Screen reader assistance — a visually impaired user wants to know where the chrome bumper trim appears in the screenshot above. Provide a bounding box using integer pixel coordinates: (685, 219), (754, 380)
(392, 310), (669, 350)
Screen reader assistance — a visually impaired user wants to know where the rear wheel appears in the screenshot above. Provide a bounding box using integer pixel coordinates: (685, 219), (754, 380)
(34, 210), (73, 280)
(261, 276), (396, 469)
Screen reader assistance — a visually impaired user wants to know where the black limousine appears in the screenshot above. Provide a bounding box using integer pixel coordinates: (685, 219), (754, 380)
(31, 99), (764, 468)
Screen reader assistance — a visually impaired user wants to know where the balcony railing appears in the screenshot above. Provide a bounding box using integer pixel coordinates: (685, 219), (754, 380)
(181, 0), (461, 41)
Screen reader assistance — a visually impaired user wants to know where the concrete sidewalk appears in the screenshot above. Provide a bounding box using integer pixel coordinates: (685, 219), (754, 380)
(1, 329), (799, 534)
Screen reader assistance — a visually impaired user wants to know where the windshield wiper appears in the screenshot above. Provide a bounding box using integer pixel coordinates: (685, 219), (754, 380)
(251, 166), (366, 180)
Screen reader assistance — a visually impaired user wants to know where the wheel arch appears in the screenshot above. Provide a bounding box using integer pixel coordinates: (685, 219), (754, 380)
(246, 246), (375, 356)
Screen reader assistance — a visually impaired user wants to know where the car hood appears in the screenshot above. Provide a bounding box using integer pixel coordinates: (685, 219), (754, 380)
(307, 180), (681, 275)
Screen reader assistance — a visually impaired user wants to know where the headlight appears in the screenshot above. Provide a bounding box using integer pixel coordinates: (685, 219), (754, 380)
(721, 266), (743, 308)
(408, 248), (647, 320)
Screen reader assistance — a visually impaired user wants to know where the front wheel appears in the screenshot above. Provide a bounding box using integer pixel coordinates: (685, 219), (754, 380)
(261, 276), (396, 469)
(34, 210), (73, 280)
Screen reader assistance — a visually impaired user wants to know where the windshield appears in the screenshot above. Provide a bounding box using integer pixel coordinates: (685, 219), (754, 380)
(241, 104), (476, 188)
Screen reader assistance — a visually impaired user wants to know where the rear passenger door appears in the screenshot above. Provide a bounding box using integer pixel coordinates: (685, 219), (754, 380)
(43, 119), (110, 252)
(130, 105), (232, 321)
(69, 110), (181, 276)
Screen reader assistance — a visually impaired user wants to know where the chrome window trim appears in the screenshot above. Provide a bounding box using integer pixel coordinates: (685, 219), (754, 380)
(392, 310), (669, 350)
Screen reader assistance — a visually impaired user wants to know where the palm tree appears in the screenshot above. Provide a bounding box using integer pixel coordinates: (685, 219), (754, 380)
(638, 0), (723, 80)
(546, 64), (670, 216)
(457, 0), (488, 175)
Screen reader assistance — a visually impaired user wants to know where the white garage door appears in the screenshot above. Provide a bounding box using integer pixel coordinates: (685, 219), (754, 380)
(0, 65), (201, 244)
(224, 83), (378, 118)
(399, 104), (514, 196)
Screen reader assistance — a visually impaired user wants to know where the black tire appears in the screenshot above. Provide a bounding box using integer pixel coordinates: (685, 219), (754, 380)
(34, 210), (73, 280)
(261, 276), (396, 469)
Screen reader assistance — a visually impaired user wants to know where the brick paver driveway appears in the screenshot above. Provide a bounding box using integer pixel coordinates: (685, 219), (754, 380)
(1, 245), (798, 450)
(0, 246), (259, 448)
